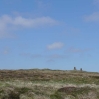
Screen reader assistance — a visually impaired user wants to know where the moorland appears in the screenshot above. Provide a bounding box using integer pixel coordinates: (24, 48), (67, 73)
(0, 69), (99, 99)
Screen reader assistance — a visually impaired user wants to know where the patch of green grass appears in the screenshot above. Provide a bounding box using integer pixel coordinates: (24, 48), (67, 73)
(17, 87), (31, 94)
(50, 92), (64, 99)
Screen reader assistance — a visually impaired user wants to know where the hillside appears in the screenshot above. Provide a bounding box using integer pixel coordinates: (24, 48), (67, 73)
(0, 69), (99, 99)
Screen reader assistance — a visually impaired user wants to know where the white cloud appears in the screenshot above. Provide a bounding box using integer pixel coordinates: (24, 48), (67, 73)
(47, 42), (64, 50)
(12, 16), (58, 27)
(0, 15), (58, 38)
(84, 12), (99, 22)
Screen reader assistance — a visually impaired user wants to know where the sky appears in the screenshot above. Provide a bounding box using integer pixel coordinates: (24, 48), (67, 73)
(0, 0), (99, 72)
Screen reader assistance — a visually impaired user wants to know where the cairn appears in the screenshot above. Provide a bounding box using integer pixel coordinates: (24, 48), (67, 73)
(74, 67), (76, 70)
(80, 68), (82, 72)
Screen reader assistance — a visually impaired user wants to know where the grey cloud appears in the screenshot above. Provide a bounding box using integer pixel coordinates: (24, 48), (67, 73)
(93, 0), (99, 5)
(49, 54), (66, 59)
(20, 53), (42, 59)
(67, 47), (90, 53)
(47, 59), (55, 63)
(0, 47), (10, 55)
(84, 12), (99, 22)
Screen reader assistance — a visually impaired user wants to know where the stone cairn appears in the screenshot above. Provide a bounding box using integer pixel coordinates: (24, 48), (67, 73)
(80, 68), (82, 72)
(74, 67), (83, 72)
(74, 67), (76, 70)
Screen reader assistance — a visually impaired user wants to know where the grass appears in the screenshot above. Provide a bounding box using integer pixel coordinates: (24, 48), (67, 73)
(0, 69), (99, 99)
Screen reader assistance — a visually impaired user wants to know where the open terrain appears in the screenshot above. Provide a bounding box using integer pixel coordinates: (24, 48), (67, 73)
(0, 69), (99, 99)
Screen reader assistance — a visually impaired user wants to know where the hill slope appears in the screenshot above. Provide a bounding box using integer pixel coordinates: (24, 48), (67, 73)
(0, 69), (99, 99)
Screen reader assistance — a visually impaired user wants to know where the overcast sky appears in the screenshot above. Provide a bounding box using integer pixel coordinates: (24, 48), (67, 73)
(0, 0), (99, 72)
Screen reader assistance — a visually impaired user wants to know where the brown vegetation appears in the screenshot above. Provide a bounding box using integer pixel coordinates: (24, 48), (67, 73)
(0, 69), (99, 99)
